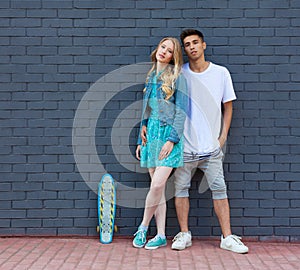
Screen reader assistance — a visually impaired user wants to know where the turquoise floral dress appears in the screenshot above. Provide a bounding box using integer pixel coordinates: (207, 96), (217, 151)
(140, 74), (184, 168)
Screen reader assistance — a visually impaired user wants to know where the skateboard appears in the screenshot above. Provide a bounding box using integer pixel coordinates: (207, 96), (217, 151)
(97, 173), (117, 244)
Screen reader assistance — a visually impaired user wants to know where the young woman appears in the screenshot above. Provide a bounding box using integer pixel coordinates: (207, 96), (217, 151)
(133, 37), (187, 249)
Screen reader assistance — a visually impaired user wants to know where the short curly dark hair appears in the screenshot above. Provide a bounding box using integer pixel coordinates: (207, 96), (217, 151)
(180, 29), (205, 45)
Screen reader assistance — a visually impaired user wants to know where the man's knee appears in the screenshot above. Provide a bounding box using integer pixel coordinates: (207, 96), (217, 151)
(174, 166), (192, 198)
(211, 188), (228, 200)
(174, 175), (191, 197)
(175, 188), (190, 198)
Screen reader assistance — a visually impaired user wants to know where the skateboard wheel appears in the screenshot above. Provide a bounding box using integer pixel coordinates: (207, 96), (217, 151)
(114, 225), (118, 232)
(96, 226), (99, 233)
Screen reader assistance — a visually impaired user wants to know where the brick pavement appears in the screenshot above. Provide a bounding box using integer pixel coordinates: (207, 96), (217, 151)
(0, 237), (299, 270)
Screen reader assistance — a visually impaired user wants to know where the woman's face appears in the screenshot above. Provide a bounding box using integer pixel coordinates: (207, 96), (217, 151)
(156, 39), (174, 64)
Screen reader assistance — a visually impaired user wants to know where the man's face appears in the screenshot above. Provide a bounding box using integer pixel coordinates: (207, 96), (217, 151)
(183, 35), (206, 60)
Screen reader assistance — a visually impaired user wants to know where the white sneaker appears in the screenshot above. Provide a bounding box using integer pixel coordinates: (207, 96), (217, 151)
(171, 231), (192, 250)
(220, 235), (249, 254)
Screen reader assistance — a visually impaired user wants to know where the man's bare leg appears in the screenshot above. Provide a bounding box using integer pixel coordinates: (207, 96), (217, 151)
(172, 196), (192, 250)
(175, 197), (189, 232)
(215, 198), (249, 253)
(213, 198), (231, 237)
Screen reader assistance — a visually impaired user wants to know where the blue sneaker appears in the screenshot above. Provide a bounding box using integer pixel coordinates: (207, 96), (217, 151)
(133, 227), (147, 248)
(145, 235), (167, 250)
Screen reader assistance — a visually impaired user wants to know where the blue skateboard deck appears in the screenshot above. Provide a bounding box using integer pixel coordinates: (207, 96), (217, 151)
(97, 173), (116, 244)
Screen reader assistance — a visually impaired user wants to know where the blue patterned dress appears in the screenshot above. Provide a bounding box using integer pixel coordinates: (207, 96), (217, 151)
(140, 74), (184, 168)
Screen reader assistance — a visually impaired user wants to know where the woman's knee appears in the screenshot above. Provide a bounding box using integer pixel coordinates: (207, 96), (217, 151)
(150, 181), (165, 193)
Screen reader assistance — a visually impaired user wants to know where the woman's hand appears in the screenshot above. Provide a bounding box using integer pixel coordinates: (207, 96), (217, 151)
(159, 141), (174, 160)
(136, 145), (141, 160)
(141, 125), (147, 146)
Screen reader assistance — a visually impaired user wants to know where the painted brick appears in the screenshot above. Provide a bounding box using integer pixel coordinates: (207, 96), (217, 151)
(244, 227), (274, 236)
(89, 9), (119, 19)
(0, 37), (9, 45)
(27, 209), (58, 218)
(73, 0), (104, 8)
(0, 0), (10, 8)
(136, 19), (166, 28)
(275, 209), (300, 218)
(57, 9), (88, 19)
(0, 28), (25, 37)
(167, 0), (196, 9)
(57, 228), (87, 235)
(42, 37), (72, 46)
(11, 18), (41, 27)
(0, 210), (26, 218)
(0, 9), (26, 18)
(275, 228), (300, 236)
(42, 0), (72, 8)
(120, 9), (150, 19)
(12, 200), (43, 209)
(228, 0), (258, 8)
(44, 200), (73, 208)
(275, 191), (300, 200)
(183, 9), (213, 18)
(43, 218), (73, 227)
(120, 28), (150, 37)
(291, 201), (300, 208)
(245, 9), (274, 17)
(27, 191), (57, 200)
(260, 199), (289, 208)
(105, 19), (135, 28)
(26, 228), (57, 235)
(260, 0), (290, 8)
(136, 1), (165, 9)
(0, 220), (10, 227)
(151, 10), (181, 19)
(58, 209), (89, 218)
(11, 1), (42, 8)
(291, 0), (300, 7)
(197, 0), (227, 8)
(291, 18), (300, 26)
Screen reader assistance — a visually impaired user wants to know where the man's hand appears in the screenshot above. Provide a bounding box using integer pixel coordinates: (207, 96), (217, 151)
(218, 135), (227, 149)
(218, 101), (233, 149)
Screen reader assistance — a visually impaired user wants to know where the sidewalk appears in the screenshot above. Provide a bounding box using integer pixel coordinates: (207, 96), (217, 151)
(0, 237), (299, 270)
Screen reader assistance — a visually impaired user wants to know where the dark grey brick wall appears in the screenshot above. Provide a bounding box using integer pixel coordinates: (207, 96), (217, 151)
(1, 0), (299, 241)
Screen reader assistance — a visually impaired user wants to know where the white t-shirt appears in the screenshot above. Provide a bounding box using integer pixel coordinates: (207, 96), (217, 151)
(182, 62), (236, 156)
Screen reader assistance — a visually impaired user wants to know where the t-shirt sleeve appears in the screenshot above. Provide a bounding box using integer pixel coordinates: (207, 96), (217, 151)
(222, 68), (237, 103)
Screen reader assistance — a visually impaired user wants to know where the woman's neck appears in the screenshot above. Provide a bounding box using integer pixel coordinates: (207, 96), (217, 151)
(156, 62), (168, 74)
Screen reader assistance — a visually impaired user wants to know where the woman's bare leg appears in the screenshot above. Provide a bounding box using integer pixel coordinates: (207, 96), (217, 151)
(141, 166), (172, 229)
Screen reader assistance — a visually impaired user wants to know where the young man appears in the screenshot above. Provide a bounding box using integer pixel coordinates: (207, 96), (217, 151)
(171, 29), (248, 254)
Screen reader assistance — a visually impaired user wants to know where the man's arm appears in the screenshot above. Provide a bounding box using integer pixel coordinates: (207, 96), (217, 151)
(219, 101), (233, 148)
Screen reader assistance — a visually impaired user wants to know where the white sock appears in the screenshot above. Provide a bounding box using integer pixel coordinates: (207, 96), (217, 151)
(139, 224), (148, 231)
(157, 234), (166, 239)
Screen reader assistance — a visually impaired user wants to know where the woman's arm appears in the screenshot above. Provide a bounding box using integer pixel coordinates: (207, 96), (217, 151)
(166, 74), (188, 143)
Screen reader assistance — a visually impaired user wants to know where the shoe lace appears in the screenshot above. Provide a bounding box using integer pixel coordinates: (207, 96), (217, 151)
(172, 232), (184, 243)
(229, 235), (244, 246)
(134, 229), (146, 243)
(148, 235), (160, 243)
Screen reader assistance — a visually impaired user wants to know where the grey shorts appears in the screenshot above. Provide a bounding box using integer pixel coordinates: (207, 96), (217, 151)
(174, 151), (227, 200)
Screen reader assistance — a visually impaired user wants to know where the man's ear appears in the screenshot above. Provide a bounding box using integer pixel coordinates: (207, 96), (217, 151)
(203, 42), (207, 50)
